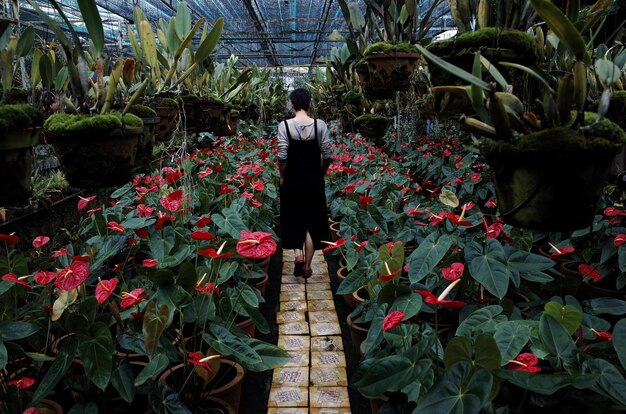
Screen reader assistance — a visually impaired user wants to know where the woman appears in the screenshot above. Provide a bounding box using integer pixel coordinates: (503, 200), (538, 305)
(277, 88), (332, 278)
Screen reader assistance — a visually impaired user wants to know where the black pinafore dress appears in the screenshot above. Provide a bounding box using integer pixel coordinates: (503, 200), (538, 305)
(280, 119), (329, 250)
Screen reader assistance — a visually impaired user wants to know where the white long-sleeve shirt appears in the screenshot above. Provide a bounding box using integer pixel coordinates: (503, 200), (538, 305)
(277, 119), (332, 166)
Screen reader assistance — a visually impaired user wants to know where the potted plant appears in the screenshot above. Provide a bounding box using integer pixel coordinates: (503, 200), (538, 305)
(416, 0), (626, 231)
(127, 104), (159, 168)
(354, 114), (392, 146)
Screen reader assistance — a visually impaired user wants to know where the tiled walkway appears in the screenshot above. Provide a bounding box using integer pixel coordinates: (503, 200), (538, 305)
(267, 250), (351, 414)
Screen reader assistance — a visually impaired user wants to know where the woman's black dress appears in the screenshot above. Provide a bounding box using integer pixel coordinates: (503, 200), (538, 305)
(280, 119), (329, 250)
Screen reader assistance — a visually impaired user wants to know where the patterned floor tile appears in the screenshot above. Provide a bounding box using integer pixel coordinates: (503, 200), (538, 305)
(280, 301), (308, 312)
(309, 387), (351, 408)
(281, 283), (306, 292)
(273, 367), (310, 387)
(310, 336), (344, 352)
(307, 300), (335, 312)
(276, 311), (306, 324)
(309, 368), (348, 387)
(279, 322), (309, 336)
(268, 387), (309, 408)
(306, 283), (332, 292)
(280, 291), (306, 302)
(310, 322), (342, 337)
(278, 335), (311, 352)
(308, 311), (339, 324)
(284, 350), (310, 367)
(310, 351), (346, 368)
(307, 290), (334, 301)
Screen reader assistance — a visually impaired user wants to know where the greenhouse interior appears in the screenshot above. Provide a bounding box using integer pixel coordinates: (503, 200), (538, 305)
(1, 0), (626, 413)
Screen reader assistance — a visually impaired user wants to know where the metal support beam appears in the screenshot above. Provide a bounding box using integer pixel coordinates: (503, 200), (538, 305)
(240, 0), (281, 66)
(309, 0), (333, 65)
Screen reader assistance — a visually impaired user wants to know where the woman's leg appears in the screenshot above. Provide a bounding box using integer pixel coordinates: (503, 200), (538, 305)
(303, 232), (314, 275)
(294, 248), (303, 262)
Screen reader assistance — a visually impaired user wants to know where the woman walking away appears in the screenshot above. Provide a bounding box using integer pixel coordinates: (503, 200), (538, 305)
(277, 88), (332, 278)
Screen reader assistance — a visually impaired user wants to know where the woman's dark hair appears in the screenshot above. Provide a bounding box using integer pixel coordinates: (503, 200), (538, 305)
(289, 88), (312, 112)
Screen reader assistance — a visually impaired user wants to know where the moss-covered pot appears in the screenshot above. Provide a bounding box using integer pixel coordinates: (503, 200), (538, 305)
(44, 113), (143, 188)
(0, 104), (43, 205)
(354, 115), (392, 146)
(128, 105), (159, 167)
(482, 115), (626, 231)
(359, 42), (420, 99)
(181, 97), (225, 132)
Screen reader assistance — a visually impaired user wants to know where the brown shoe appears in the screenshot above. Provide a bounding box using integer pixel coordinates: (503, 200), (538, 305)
(302, 268), (313, 279)
(294, 260), (305, 277)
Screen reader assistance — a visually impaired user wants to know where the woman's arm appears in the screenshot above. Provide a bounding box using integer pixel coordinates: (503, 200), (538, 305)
(277, 122), (288, 185)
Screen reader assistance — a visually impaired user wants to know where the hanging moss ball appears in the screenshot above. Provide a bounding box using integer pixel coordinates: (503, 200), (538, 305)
(364, 41), (419, 56)
(344, 91), (363, 104)
(155, 97), (179, 108)
(127, 104), (158, 118)
(0, 104), (43, 133)
(44, 112), (143, 134)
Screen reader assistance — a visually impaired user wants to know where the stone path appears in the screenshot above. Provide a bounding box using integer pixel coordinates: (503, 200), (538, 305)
(267, 250), (351, 414)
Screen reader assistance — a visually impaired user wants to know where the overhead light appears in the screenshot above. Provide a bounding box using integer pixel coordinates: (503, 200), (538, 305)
(326, 29), (345, 42)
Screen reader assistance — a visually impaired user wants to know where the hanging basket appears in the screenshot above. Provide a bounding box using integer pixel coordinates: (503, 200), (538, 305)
(154, 106), (179, 141)
(358, 45), (420, 99)
(354, 115), (392, 146)
(482, 121), (625, 231)
(48, 126), (142, 188)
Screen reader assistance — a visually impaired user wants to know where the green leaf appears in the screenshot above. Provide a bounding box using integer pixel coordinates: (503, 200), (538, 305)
(506, 251), (556, 273)
(539, 314), (575, 363)
(494, 322), (530, 365)
(175, 2), (192, 40)
(456, 306), (506, 337)
(196, 17), (224, 63)
(415, 44), (491, 91)
(67, 403), (98, 414)
(544, 301), (582, 335)
(444, 336), (472, 368)
(243, 303), (270, 335)
(212, 208), (247, 238)
(110, 361), (135, 403)
(203, 325), (262, 366)
(77, 0), (104, 56)
(474, 333), (502, 372)
(586, 358), (626, 406)
(390, 291), (423, 320)
(364, 304), (387, 354)
(30, 352), (72, 404)
(143, 302), (170, 359)
(78, 322), (114, 390)
(407, 233), (453, 283)
(595, 59), (622, 86)
(497, 370), (597, 394)
(238, 338), (290, 372)
(354, 355), (431, 399)
(471, 52), (490, 123)
(134, 354), (169, 386)
(585, 298), (626, 315)
(499, 62), (556, 94)
(529, 0), (589, 63)
(0, 341), (6, 370)
(466, 240), (510, 299)
(613, 319), (626, 371)
(16, 25), (35, 58)
(0, 322), (40, 341)
(413, 362), (493, 414)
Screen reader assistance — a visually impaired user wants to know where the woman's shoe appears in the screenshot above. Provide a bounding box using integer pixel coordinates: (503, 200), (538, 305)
(302, 268), (313, 279)
(294, 260), (305, 277)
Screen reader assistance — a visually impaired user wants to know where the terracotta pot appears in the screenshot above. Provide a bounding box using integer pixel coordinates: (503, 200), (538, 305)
(48, 127), (142, 188)
(254, 257), (271, 277)
(347, 313), (369, 358)
(0, 126), (40, 205)
(154, 106), (179, 141)
(329, 221), (341, 241)
(135, 116), (158, 168)
(254, 273), (270, 296)
(360, 51), (420, 99)
(159, 359), (244, 413)
(29, 399), (64, 414)
(196, 396), (236, 414)
(352, 285), (369, 307)
(337, 266), (356, 309)
(369, 394), (389, 414)
(236, 316), (256, 338)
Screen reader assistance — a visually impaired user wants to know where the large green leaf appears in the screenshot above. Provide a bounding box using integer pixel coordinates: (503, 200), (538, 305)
(212, 208), (247, 238)
(77, 0), (104, 56)
(175, 2), (192, 40)
(466, 240), (510, 299)
(196, 17), (224, 63)
(143, 302), (170, 359)
(15, 25), (35, 58)
(67, 403), (98, 414)
(544, 301), (582, 335)
(539, 314), (575, 364)
(413, 362), (493, 414)
(363, 305), (387, 354)
(494, 322), (530, 365)
(456, 306), (506, 337)
(586, 358), (626, 406)
(0, 322), (40, 341)
(444, 334), (501, 372)
(243, 338), (291, 372)
(614, 319), (626, 371)
(203, 325), (262, 366)
(134, 354), (169, 386)
(243, 303), (270, 335)
(110, 360), (135, 403)
(407, 233), (453, 283)
(584, 298), (626, 315)
(390, 291), (423, 320)
(497, 370), (597, 394)
(354, 355), (432, 399)
(78, 322), (114, 390)
(0, 341), (6, 370)
(506, 250), (556, 273)
(415, 44), (491, 91)
(30, 352), (72, 404)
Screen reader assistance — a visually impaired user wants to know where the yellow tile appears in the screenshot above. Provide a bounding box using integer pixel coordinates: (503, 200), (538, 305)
(280, 291), (306, 302)
(268, 408), (309, 414)
(281, 283), (306, 292)
(309, 387), (351, 408)
(306, 283), (332, 292)
(277, 311), (306, 324)
(282, 275), (306, 284)
(310, 367), (348, 387)
(309, 311), (339, 324)
(311, 336), (344, 352)
(311, 351), (346, 368)
(273, 367), (309, 387)
(268, 386), (309, 408)
(310, 322), (342, 337)
(307, 290), (334, 301)
(284, 350), (310, 367)
(278, 335), (310, 352)
(309, 408), (352, 414)
(281, 301), (308, 312)
(308, 300), (335, 312)
(279, 322), (309, 336)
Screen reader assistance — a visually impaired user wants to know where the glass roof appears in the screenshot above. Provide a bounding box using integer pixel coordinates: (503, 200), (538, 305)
(16, 0), (453, 67)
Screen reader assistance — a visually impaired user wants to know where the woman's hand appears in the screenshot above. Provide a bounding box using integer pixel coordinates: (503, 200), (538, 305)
(280, 176), (284, 186)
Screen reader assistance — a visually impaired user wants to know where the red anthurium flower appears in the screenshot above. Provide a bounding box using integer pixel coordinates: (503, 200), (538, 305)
(160, 197), (180, 213)
(251, 180), (265, 191)
(322, 238), (347, 252)
(51, 248), (69, 258)
(470, 173), (481, 182)
(136, 204), (155, 218)
(591, 328), (613, 342)
(0, 233), (20, 245)
(508, 353), (541, 373)
(250, 199), (262, 208)
(548, 243), (575, 258)
(220, 184), (235, 195)
(241, 192), (254, 200)
(165, 169), (184, 184)
(415, 279), (465, 308)
(191, 231), (216, 241)
(70, 255), (91, 262)
(236, 230), (277, 259)
(187, 352), (213, 371)
(2, 273), (31, 289)
(198, 167), (214, 179)
(446, 212), (472, 226)
(199, 241), (233, 259)
(107, 221), (126, 233)
(383, 310), (406, 332)
(8, 377), (35, 389)
(195, 216), (212, 228)
(578, 264), (602, 281)
(55, 261), (90, 291)
(442, 262), (464, 281)
(34, 271), (56, 285)
(603, 207), (626, 217)
(77, 195), (96, 211)
(156, 212), (176, 230)
(380, 262), (401, 282)
(484, 199), (497, 208)
(195, 281), (220, 296)
(32, 236), (50, 248)
(359, 195), (373, 209)
(142, 259), (158, 268)
(134, 228), (149, 239)
(407, 207), (426, 216)
(96, 278), (119, 304)
(120, 288), (149, 308)
(355, 240), (368, 252)
(614, 234), (626, 248)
